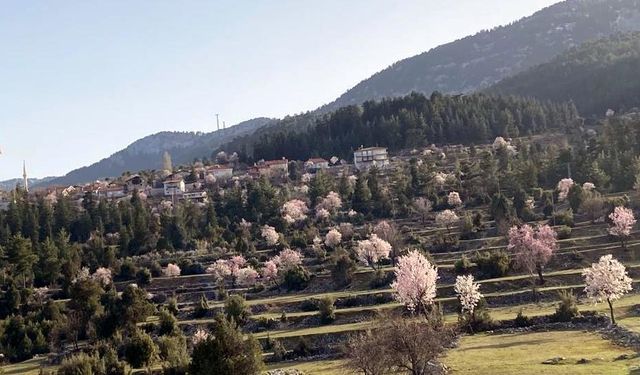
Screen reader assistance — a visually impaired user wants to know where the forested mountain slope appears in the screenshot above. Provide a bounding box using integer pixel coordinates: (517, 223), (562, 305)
(320, 0), (640, 113)
(487, 32), (640, 117)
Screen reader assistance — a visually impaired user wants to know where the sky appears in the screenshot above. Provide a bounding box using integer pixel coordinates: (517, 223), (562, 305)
(0, 0), (559, 181)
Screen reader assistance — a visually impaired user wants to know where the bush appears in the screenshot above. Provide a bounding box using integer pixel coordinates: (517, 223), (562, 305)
(58, 353), (105, 375)
(292, 337), (313, 358)
(299, 299), (318, 312)
(136, 268), (152, 285)
(225, 295), (251, 326)
(454, 255), (473, 275)
(167, 297), (179, 315)
(472, 250), (510, 279)
(318, 296), (336, 324)
(271, 339), (288, 362)
(514, 309), (532, 327)
(190, 315), (264, 375)
(256, 317), (278, 330)
(368, 269), (392, 289)
(552, 209), (574, 227)
(282, 265), (311, 291)
(157, 333), (190, 373)
(556, 225), (572, 240)
(158, 308), (178, 335)
(331, 252), (357, 288)
(552, 290), (579, 322)
(194, 294), (209, 318)
(124, 329), (157, 368)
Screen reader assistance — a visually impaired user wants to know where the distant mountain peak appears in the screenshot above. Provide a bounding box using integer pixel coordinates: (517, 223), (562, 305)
(318, 0), (640, 113)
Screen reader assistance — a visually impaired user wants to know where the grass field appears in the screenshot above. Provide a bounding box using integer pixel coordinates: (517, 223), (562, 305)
(265, 330), (640, 374)
(443, 330), (640, 374)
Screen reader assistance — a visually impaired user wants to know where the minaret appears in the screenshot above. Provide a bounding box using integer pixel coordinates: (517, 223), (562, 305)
(22, 160), (28, 193)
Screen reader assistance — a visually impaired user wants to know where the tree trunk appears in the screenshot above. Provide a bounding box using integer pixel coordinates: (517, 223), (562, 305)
(608, 298), (616, 325)
(536, 265), (545, 285)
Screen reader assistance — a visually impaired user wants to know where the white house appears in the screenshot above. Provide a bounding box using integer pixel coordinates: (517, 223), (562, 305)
(353, 146), (389, 170)
(304, 158), (329, 172)
(163, 178), (186, 196)
(207, 165), (234, 179)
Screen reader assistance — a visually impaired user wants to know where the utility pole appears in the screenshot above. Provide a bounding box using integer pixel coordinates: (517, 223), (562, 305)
(216, 114), (220, 131)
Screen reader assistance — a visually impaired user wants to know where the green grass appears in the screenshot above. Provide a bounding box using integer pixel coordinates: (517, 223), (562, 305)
(443, 330), (640, 374)
(1, 357), (51, 375)
(266, 359), (349, 374)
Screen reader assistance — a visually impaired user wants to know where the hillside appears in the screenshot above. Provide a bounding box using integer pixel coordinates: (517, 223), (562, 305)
(43, 117), (272, 186)
(0, 177), (56, 192)
(226, 92), (578, 161)
(320, 0), (640, 113)
(486, 32), (640, 117)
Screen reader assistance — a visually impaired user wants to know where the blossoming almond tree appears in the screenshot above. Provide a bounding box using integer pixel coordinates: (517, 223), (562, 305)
(557, 178), (574, 202)
(435, 209), (459, 235)
(325, 228), (342, 249)
(448, 191), (462, 207)
(454, 274), (482, 318)
(507, 224), (558, 284)
(273, 249), (303, 271)
(583, 254), (633, 324)
(163, 263), (181, 277)
(391, 250), (438, 317)
(236, 266), (259, 287)
(356, 234), (392, 270)
(317, 191), (342, 213)
(261, 225), (280, 246)
(91, 267), (113, 287)
(281, 199), (309, 224)
(608, 206), (636, 249)
(261, 260), (279, 284)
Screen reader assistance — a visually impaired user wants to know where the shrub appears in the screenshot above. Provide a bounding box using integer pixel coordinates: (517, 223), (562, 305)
(271, 339), (288, 362)
(58, 353), (105, 375)
(194, 294), (209, 318)
(124, 329), (157, 368)
(136, 268), (152, 285)
(472, 250), (510, 279)
(369, 269), (392, 289)
(514, 309), (532, 327)
(292, 337), (313, 358)
(225, 295), (250, 326)
(331, 252), (357, 288)
(158, 308), (178, 335)
(166, 297), (179, 315)
(299, 299), (318, 312)
(556, 225), (572, 240)
(552, 209), (574, 227)
(454, 255), (473, 274)
(157, 333), (190, 373)
(256, 317), (278, 330)
(551, 290), (579, 322)
(190, 315), (264, 375)
(318, 296), (336, 324)
(282, 265), (311, 291)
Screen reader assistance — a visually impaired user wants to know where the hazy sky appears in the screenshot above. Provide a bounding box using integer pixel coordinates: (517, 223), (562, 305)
(0, 0), (559, 180)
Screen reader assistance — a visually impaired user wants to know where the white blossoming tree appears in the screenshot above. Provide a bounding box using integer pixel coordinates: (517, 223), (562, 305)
(356, 234), (392, 270)
(608, 206), (636, 249)
(391, 250), (438, 317)
(261, 225), (280, 246)
(454, 275), (482, 320)
(583, 254), (633, 324)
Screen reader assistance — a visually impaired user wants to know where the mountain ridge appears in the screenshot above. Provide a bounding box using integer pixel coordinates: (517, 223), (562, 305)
(43, 117), (273, 187)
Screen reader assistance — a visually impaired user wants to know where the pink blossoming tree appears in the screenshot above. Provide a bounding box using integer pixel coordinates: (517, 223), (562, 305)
(356, 234), (392, 270)
(325, 228), (342, 249)
(391, 250), (438, 317)
(557, 178), (574, 201)
(261, 225), (280, 246)
(163, 263), (181, 277)
(508, 224), (558, 284)
(281, 199), (309, 224)
(583, 254), (633, 324)
(608, 206), (636, 249)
